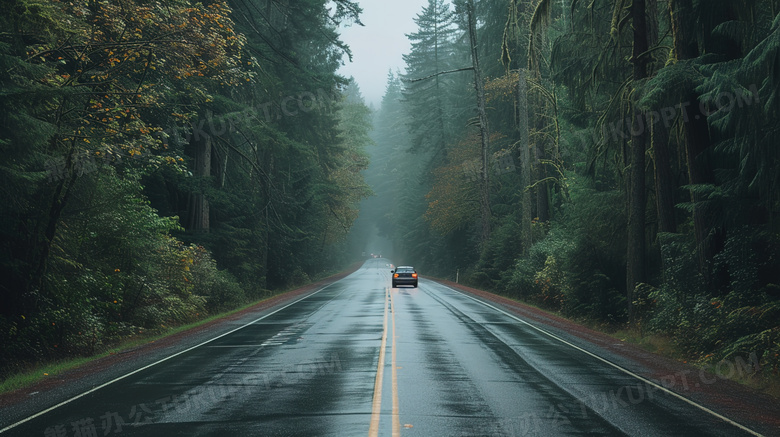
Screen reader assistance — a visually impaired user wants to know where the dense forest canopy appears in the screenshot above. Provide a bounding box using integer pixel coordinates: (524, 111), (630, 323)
(364, 0), (780, 378)
(1, 0), (779, 387)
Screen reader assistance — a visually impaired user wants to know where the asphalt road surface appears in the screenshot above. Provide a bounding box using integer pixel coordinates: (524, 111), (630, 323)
(0, 258), (773, 436)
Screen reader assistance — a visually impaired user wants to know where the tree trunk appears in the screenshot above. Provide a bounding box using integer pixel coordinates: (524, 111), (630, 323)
(28, 144), (79, 302)
(188, 135), (211, 232)
(684, 103), (723, 288)
(528, 7), (550, 224)
(433, 0), (447, 155)
(260, 149), (272, 290)
(534, 134), (550, 223)
(670, 0), (725, 290)
(652, 119), (676, 234)
(221, 145), (228, 188)
(626, 0), (650, 321)
(671, 0), (699, 61)
(466, 0), (491, 244)
(648, 0), (676, 234)
(516, 69), (532, 254)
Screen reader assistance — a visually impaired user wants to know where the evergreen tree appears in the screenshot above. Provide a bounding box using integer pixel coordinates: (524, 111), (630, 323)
(402, 0), (461, 158)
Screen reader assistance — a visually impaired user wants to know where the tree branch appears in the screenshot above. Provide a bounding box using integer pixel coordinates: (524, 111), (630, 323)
(404, 67), (474, 83)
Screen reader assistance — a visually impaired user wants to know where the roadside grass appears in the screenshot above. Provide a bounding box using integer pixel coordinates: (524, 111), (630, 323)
(0, 357), (95, 395)
(697, 354), (780, 399)
(608, 328), (689, 360)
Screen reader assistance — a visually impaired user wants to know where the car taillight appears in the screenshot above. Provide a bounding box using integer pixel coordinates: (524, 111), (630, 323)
(412, 273), (418, 278)
(393, 273), (399, 278)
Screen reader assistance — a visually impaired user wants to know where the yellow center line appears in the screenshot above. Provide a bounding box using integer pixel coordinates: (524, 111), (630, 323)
(390, 287), (401, 436)
(368, 286), (389, 436)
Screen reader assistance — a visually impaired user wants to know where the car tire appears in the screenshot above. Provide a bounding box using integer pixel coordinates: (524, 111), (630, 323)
(413, 283), (418, 288)
(392, 282), (397, 288)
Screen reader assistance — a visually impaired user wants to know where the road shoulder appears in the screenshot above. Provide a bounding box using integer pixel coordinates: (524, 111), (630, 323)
(430, 278), (780, 436)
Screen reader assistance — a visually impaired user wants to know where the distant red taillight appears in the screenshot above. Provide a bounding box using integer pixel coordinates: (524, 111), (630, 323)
(412, 273), (418, 278)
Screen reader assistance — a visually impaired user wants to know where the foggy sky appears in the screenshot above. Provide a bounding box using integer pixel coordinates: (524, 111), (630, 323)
(338, 0), (430, 108)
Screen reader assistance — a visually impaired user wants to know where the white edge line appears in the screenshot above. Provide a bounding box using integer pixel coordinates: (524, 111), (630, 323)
(0, 281), (341, 434)
(436, 281), (764, 437)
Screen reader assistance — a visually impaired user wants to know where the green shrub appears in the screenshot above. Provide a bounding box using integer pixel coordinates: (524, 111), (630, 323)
(503, 183), (627, 320)
(471, 217), (523, 290)
(648, 227), (780, 363)
(0, 168), (250, 377)
(504, 226), (571, 307)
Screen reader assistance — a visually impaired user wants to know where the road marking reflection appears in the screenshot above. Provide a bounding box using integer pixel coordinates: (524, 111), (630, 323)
(368, 286), (389, 436)
(390, 287), (400, 437)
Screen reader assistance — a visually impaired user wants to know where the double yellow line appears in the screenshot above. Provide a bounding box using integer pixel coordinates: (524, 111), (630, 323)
(368, 286), (401, 436)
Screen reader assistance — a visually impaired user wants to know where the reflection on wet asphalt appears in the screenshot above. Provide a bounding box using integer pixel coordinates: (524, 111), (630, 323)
(0, 259), (764, 436)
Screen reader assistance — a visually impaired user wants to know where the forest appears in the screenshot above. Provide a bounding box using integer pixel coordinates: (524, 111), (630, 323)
(353, 0), (780, 386)
(0, 0), (371, 378)
(2, 0), (779, 392)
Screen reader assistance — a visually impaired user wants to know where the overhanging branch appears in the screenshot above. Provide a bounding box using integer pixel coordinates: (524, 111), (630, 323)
(404, 67), (474, 83)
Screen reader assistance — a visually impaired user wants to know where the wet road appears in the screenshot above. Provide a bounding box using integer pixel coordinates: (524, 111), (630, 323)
(0, 259), (768, 436)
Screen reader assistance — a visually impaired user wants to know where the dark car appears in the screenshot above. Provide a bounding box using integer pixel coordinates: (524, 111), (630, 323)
(391, 266), (418, 288)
